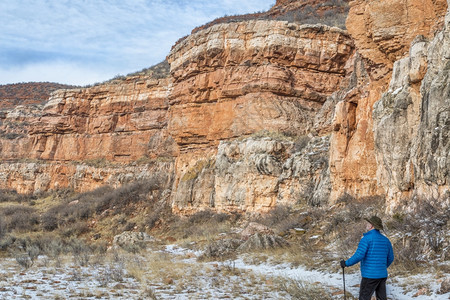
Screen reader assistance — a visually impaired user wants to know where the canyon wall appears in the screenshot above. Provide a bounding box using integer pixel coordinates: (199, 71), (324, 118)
(329, 0), (448, 208)
(373, 5), (450, 210)
(0, 76), (176, 193)
(0, 0), (448, 213)
(167, 21), (354, 213)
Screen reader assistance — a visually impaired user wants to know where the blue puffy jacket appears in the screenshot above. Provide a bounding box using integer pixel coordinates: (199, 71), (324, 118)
(345, 229), (394, 279)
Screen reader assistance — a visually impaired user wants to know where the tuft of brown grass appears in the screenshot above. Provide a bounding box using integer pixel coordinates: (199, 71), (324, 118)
(277, 278), (335, 300)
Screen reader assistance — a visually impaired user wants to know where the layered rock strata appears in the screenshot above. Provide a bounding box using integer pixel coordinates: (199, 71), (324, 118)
(0, 76), (176, 193)
(168, 21), (353, 150)
(168, 20), (354, 212)
(172, 135), (330, 213)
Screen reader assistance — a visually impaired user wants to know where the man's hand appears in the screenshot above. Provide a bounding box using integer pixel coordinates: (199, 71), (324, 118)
(340, 259), (346, 268)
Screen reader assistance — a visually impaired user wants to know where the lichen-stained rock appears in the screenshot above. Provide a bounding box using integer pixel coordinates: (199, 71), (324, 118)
(0, 161), (174, 194)
(237, 233), (289, 251)
(113, 231), (157, 249)
(373, 6), (450, 209)
(213, 138), (288, 212)
(172, 135), (330, 214)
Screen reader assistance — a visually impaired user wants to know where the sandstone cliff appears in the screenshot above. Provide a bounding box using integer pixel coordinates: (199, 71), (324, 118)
(0, 75), (176, 193)
(373, 5), (450, 210)
(330, 0), (448, 209)
(0, 0), (448, 214)
(168, 20), (353, 213)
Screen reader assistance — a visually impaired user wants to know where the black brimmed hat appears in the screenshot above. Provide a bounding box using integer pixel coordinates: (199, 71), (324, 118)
(364, 216), (384, 230)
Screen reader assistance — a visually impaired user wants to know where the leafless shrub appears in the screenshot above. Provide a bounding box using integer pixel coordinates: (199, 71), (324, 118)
(0, 218), (5, 239)
(386, 201), (449, 270)
(0, 189), (34, 203)
(14, 244), (40, 269)
(140, 287), (159, 300)
(60, 221), (90, 238)
(96, 261), (125, 287)
(256, 206), (313, 234)
(334, 220), (366, 259)
(41, 213), (58, 231)
(15, 254), (34, 269)
(39, 176), (166, 236)
(187, 210), (215, 224)
(42, 238), (64, 266)
(169, 210), (236, 240)
(27, 245), (40, 262)
(278, 279), (333, 300)
(0, 234), (15, 251)
(70, 239), (92, 267)
(258, 205), (291, 227)
(0, 205), (39, 232)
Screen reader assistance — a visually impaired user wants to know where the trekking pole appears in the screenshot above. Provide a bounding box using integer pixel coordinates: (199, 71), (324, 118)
(342, 265), (347, 300)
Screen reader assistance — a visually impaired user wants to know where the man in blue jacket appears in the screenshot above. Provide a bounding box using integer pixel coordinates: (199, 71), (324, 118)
(340, 216), (394, 300)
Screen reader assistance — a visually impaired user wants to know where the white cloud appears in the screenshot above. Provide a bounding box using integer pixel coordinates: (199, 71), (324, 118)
(0, 0), (275, 85)
(0, 62), (117, 86)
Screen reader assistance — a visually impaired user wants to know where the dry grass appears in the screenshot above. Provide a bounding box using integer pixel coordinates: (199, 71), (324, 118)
(165, 209), (240, 242)
(277, 278), (335, 300)
(0, 179), (447, 298)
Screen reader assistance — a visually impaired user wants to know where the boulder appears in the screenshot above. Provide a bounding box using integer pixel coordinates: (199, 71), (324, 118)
(113, 231), (156, 249)
(200, 238), (242, 259)
(438, 278), (450, 294)
(237, 233), (289, 251)
(240, 222), (274, 240)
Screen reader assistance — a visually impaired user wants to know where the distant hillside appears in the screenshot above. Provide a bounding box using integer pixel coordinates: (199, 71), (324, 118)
(0, 82), (78, 109)
(191, 0), (349, 33)
(173, 0), (349, 48)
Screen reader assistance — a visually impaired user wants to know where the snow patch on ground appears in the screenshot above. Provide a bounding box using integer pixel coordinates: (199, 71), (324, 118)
(0, 245), (448, 299)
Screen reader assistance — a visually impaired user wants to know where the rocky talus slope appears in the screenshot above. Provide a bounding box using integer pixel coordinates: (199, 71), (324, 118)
(0, 0), (448, 213)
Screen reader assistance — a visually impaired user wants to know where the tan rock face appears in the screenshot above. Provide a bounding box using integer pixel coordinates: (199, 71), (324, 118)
(1, 76), (175, 162)
(0, 76), (176, 192)
(328, 0), (448, 203)
(373, 7), (450, 210)
(168, 21), (354, 212)
(346, 0), (447, 79)
(168, 21), (354, 150)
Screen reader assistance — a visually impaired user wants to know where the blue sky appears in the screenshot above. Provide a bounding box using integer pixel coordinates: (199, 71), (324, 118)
(0, 0), (275, 86)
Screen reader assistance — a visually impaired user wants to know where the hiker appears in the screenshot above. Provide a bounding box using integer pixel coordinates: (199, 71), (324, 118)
(340, 216), (394, 300)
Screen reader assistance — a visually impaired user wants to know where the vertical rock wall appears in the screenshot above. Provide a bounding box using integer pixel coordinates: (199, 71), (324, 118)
(329, 0), (449, 205)
(373, 6), (450, 209)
